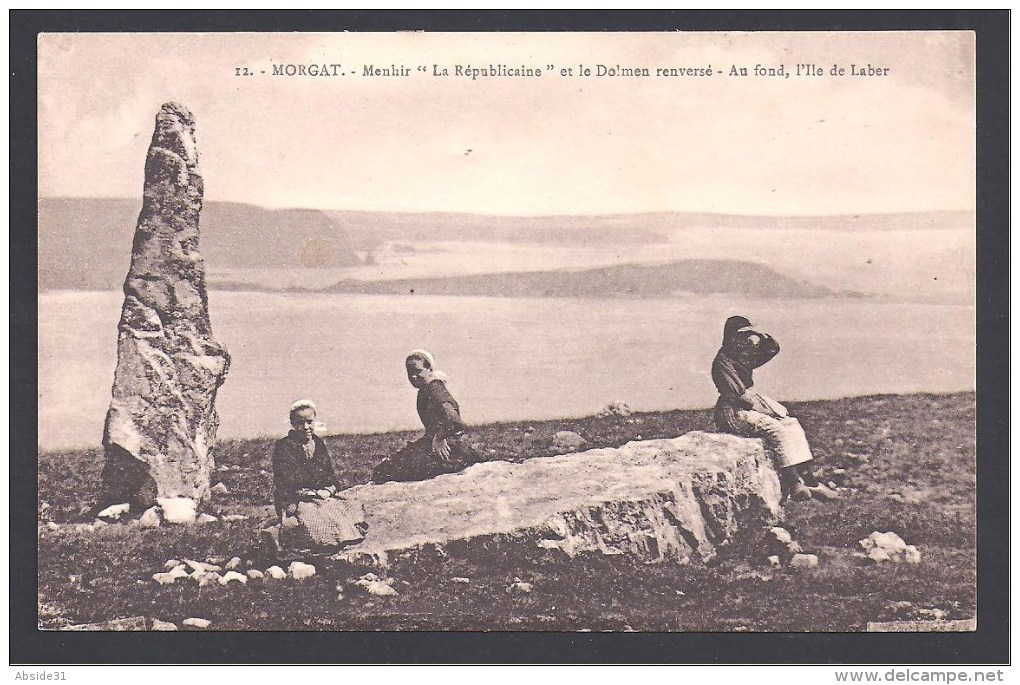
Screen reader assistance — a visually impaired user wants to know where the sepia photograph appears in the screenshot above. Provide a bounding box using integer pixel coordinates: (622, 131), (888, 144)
(17, 13), (1007, 665)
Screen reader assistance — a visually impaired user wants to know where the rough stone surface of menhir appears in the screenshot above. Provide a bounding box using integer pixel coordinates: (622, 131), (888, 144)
(100, 102), (230, 510)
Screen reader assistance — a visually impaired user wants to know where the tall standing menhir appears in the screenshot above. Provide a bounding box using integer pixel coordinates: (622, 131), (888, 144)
(98, 102), (230, 513)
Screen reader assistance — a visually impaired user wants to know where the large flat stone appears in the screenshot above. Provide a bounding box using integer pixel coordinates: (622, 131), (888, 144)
(334, 431), (782, 567)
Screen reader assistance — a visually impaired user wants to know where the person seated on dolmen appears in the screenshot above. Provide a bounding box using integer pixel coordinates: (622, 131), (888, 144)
(372, 349), (481, 483)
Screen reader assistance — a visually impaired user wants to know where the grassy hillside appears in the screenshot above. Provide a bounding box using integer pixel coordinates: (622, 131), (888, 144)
(38, 198), (363, 290)
(37, 392), (975, 632)
(322, 258), (849, 299)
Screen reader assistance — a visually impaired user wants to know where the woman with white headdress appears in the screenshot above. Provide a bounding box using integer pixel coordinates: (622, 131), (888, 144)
(269, 399), (366, 555)
(371, 349), (479, 483)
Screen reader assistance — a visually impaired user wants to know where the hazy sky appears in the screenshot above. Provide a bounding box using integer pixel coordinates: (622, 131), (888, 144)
(38, 31), (975, 215)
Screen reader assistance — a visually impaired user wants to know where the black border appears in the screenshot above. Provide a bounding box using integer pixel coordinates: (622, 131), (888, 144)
(11, 10), (1009, 665)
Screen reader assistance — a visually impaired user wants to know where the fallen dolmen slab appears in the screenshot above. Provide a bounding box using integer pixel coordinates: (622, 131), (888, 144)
(334, 432), (782, 567)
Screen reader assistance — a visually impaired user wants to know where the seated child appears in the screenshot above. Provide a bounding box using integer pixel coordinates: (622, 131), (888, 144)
(269, 399), (366, 554)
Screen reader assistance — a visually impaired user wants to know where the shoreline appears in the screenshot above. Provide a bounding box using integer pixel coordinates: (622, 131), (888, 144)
(38, 389), (976, 458)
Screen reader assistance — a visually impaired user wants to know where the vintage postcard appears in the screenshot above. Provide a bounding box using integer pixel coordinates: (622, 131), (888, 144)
(32, 26), (985, 650)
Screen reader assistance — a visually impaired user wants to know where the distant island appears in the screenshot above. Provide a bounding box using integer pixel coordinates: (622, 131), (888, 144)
(320, 259), (852, 300)
(37, 197), (973, 303)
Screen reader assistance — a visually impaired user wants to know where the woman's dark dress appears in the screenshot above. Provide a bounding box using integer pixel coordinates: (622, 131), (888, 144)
(712, 333), (781, 433)
(711, 326), (813, 469)
(272, 432), (338, 519)
(372, 379), (480, 483)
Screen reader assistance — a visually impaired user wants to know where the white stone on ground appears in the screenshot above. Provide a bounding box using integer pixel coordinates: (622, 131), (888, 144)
(152, 573), (177, 585)
(219, 571), (248, 585)
(225, 556), (242, 571)
(199, 573), (219, 587)
(597, 401), (633, 418)
(158, 497), (197, 524)
(211, 482), (230, 495)
(196, 513), (218, 524)
(859, 531), (921, 564)
(266, 565), (287, 580)
(769, 527), (793, 545)
(184, 558), (221, 573)
(551, 431), (586, 453)
(507, 580), (534, 594)
(166, 564), (189, 579)
(353, 573), (398, 597)
(288, 561), (316, 580)
(451, 577), (471, 584)
(246, 570), (264, 580)
(182, 618), (211, 629)
(151, 619), (177, 631)
(96, 503), (130, 521)
(789, 553), (819, 569)
(139, 506), (162, 528)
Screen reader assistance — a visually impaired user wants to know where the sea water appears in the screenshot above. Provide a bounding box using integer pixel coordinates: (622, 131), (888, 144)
(38, 290), (975, 450)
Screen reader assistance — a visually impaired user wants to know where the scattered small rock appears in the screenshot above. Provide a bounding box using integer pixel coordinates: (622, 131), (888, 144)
(152, 565), (190, 585)
(164, 559), (181, 569)
(206, 556), (227, 565)
(288, 561), (316, 580)
(195, 572), (219, 587)
(859, 531), (921, 564)
(507, 580), (534, 594)
(597, 400), (633, 418)
(196, 513), (219, 524)
(182, 618), (211, 629)
(157, 497), (197, 525)
(96, 503), (130, 522)
(211, 482), (230, 496)
(151, 619), (177, 631)
(769, 527), (793, 545)
(867, 549), (892, 564)
(139, 506), (162, 528)
(789, 553), (819, 569)
(219, 571), (248, 585)
(767, 555), (781, 568)
(450, 577), (471, 584)
(46, 522), (60, 531)
(152, 572), (178, 586)
(266, 565), (287, 580)
(184, 558), (221, 573)
(551, 431), (586, 453)
(165, 564), (189, 579)
(887, 600), (913, 612)
(221, 514), (249, 522)
(919, 608), (947, 620)
(246, 570), (264, 581)
(354, 573), (398, 596)
(225, 556), (242, 571)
